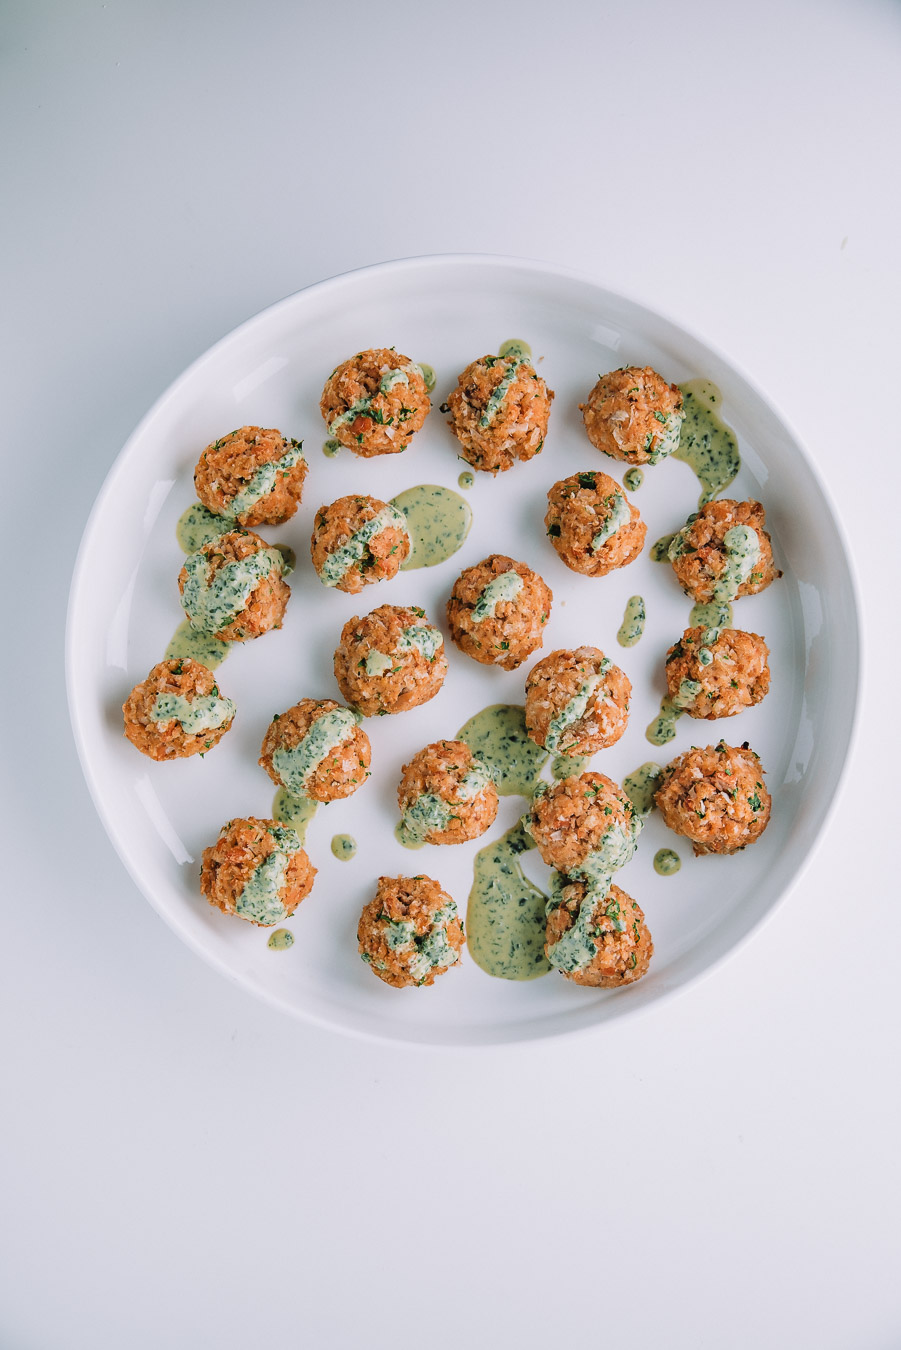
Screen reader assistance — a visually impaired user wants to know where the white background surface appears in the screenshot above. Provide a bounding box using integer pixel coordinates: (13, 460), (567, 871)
(2, 2), (899, 1346)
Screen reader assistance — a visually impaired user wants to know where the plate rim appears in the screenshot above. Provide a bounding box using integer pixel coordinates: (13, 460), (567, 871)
(65, 251), (864, 1047)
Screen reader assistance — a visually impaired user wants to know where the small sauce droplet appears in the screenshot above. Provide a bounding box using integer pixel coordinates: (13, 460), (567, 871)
(458, 471), (474, 490)
(617, 595), (646, 648)
(395, 820), (424, 850)
(646, 698), (683, 746)
(498, 339), (533, 361)
(267, 928), (295, 950)
(272, 789), (318, 845)
(624, 467), (644, 492)
(330, 834), (357, 861)
(165, 619), (231, 670)
(623, 762), (663, 814)
(654, 848), (681, 876)
(417, 363), (437, 392)
(323, 439), (342, 458)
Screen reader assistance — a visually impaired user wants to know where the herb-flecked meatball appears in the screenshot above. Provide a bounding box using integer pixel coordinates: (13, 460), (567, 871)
(580, 365), (683, 465)
(446, 346), (554, 475)
(527, 772), (642, 880)
(333, 604), (447, 716)
(667, 499), (779, 604)
(259, 698), (371, 804)
(665, 626), (770, 719)
(397, 740), (498, 846)
(525, 647), (631, 755)
(654, 741), (771, 855)
(545, 879), (653, 986)
(545, 471), (646, 576)
(123, 657), (235, 761)
(320, 348), (430, 457)
(200, 817), (316, 926)
(446, 554), (552, 670)
(178, 529), (291, 642)
(193, 426), (307, 527)
(311, 495), (411, 593)
(358, 875), (464, 988)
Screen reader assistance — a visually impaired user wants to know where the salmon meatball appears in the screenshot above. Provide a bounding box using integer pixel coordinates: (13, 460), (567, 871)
(580, 365), (683, 465)
(193, 426), (306, 527)
(446, 345), (553, 474)
(333, 604), (447, 716)
(200, 817), (316, 926)
(446, 554), (552, 670)
(311, 495), (411, 593)
(358, 874), (464, 988)
(654, 741), (771, 856)
(320, 348), (430, 457)
(525, 647), (631, 755)
(665, 626), (770, 719)
(545, 471), (646, 576)
(667, 499), (780, 604)
(178, 529), (291, 641)
(527, 772), (642, 881)
(259, 698), (371, 804)
(397, 740), (498, 846)
(545, 879), (653, 986)
(123, 658), (235, 761)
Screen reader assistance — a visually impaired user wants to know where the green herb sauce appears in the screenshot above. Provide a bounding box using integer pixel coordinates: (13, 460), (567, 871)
(330, 834), (357, 861)
(674, 379), (740, 506)
(617, 595), (646, 647)
(398, 760), (493, 846)
(417, 362), (437, 393)
(591, 490), (631, 551)
(690, 600), (734, 628)
(712, 525), (760, 601)
(466, 821), (550, 981)
(544, 674), (605, 754)
(552, 753), (590, 780)
(458, 471), (474, 490)
(327, 362), (421, 436)
(623, 762), (663, 814)
(456, 704), (549, 797)
(272, 789), (318, 844)
(165, 619), (232, 670)
(497, 339), (532, 361)
(364, 650), (394, 677)
(318, 504), (411, 587)
(546, 875), (615, 975)
(398, 624), (442, 661)
(394, 819), (424, 850)
(651, 532), (677, 562)
(654, 848), (682, 876)
(150, 691), (235, 734)
(646, 697), (684, 746)
(323, 438), (342, 458)
(272, 708), (357, 795)
(181, 544), (288, 634)
(267, 928), (295, 950)
(390, 484), (472, 571)
(481, 355), (528, 427)
(176, 502), (234, 553)
(235, 824), (301, 926)
(226, 440), (304, 519)
(472, 569), (523, 621)
(623, 467), (644, 492)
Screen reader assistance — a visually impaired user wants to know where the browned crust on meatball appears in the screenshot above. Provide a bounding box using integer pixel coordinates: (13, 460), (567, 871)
(580, 365), (683, 465)
(319, 349), (430, 457)
(525, 647), (631, 754)
(665, 627), (770, 719)
(123, 657), (234, 761)
(654, 742), (771, 855)
(200, 817), (316, 925)
(310, 495), (410, 594)
(177, 529), (290, 642)
(193, 426), (307, 527)
(333, 604), (447, 716)
(669, 500), (780, 603)
(545, 472), (646, 576)
(446, 554), (553, 670)
(446, 353), (554, 475)
(258, 698), (371, 803)
(528, 773), (636, 874)
(398, 740), (498, 845)
(546, 882), (653, 987)
(357, 875), (465, 988)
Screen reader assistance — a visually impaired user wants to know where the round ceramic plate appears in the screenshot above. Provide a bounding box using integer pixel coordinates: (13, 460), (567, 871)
(66, 255), (859, 1046)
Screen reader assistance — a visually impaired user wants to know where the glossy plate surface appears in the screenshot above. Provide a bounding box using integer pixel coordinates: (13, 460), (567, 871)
(66, 255), (859, 1046)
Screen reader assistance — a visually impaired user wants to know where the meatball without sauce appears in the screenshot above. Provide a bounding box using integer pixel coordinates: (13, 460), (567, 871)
(397, 740), (498, 846)
(123, 657), (235, 761)
(334, 604), (447, 716)
(178, 528), (291, 642)
(545, 879), (653, 986)
(545, 471), (646, 576)
(358, 874), (464, 988)
(200, 817), (316, 926)
(320, 348), (430, 457)
(581, 365), (683, 465)
(446, 554), (552, 670)
(665, 626), (770, 719)
(446, 345), (554, 475)
(527, 772), (642, 880)
(193, 426), (307, 527)
(259, 698), (371, 804)
(654, 741), (771, 855)
(667, 499), (779, 604)
(525, 647), (631, 755)
(311, 495), (411, 593)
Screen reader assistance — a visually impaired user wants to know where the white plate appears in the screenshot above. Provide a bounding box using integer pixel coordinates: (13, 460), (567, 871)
(66, 255), (860, 1047)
